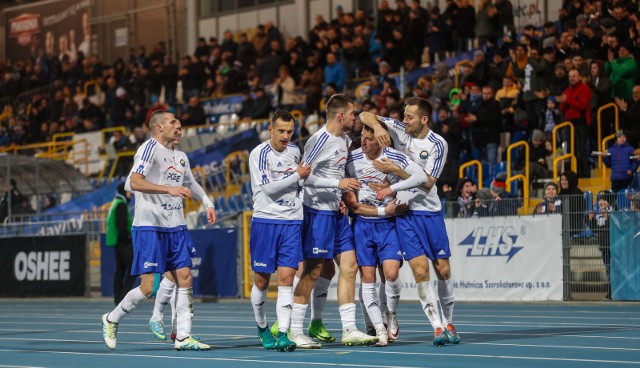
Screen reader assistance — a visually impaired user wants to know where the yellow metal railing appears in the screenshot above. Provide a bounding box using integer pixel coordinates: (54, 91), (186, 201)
(553, 153), (577, 183)
(552, 121), (574, 165)
(83, 80), (100, 96)
(506, 140), (529, 182)
(459, 160), (483, 188)
(185, 166), (208, 213)
(600, 134), (616, 187)
(597, 102), (618, 169)
(506, 173), (529, 214)
(0, 139), (90, 175)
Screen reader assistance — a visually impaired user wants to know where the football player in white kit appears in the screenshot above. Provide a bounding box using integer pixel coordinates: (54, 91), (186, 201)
(101, 110), (215, 351)
(343, 123), (428, 346)
(148, 125), (211, 343)
(247, 111), (311, 352)
(360, 97), (460, 346)
(289, 94), (379, 348)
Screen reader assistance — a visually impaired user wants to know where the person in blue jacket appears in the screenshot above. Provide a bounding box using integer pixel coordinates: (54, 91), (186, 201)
(604, 129), (639, 192)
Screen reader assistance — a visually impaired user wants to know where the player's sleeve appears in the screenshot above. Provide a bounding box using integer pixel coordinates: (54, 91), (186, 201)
(379, 116), (404, 146)
(302, 132), (328, 165)
(130, 141), (157, 177)
(182, 157), (214, 208)
(387, 150), (428, 192)
(249, 146), (300, 196)
(302, 132), (339, 188)
(424, 136), (448, 179)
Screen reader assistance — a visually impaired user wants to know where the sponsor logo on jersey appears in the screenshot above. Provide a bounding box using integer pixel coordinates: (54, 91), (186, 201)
(312, 247), (329, 254)
(161, 202), (183, 210)
(457, 226), (524, 262)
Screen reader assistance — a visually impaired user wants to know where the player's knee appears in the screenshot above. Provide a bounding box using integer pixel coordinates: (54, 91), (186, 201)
(435, 265), (451, 280)
(321, 260), (336, 278)
(384, 269), (399, 282)
(302, 260), (324, 280)
(339, 261), (358, 279)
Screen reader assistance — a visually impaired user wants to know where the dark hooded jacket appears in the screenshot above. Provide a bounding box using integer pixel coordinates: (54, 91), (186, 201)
(559, 170), (584, 231)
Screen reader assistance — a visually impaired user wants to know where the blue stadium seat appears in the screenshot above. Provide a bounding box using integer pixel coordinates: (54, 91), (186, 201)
(630, 171), (640, 191)
(482, 162), (493, 188)
(462, 165), (478, 186)
(215, 196), (230, 214)
(209, 115), (218, 124)
(573, 191), (595, 239)
(583, 191), (593, 213)
(617, 189), (633, 210)
(512, 130), (527, 143)
(494, 161), (507, 176)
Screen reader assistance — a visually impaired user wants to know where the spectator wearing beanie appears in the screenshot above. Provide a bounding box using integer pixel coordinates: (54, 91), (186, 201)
(516, 129), (554, 185)
(490, 172), (519, 215)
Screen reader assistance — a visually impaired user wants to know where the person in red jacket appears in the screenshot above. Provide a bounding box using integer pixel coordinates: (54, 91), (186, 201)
(557, 69), (592, 177)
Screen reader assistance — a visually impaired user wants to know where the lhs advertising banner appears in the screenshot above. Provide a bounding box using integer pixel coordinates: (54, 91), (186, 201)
(4, 0), (94, 62)
(0, 235), (86, 297)
(327, 215), (563, 301)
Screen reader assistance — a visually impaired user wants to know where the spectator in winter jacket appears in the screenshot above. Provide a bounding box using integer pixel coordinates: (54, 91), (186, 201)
(603, 129), (639, 192)
(558, 69), (592, 177)
(605, 41), (638, 103)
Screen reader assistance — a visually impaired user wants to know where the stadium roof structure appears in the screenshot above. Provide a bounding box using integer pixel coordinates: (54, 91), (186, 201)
(0, 153), (93, 196)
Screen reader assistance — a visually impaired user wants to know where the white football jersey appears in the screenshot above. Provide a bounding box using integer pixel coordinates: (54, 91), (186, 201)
(127, 138), (193, 229)
(249, 141), (302, 221)
(380, 117), (448, 212)
(302, 126), (351, 211)
(346, 147), (413, 219)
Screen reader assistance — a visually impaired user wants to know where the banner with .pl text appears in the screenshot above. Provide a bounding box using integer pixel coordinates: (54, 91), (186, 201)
(327, 215), (563, 301)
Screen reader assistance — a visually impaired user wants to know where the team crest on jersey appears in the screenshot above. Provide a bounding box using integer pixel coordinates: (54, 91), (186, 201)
(419, 150), (429, 159)
(180, 159), (186, 167)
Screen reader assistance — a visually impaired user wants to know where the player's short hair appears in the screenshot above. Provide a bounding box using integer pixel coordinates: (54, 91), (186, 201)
(271, 110), (294, 126)
(325, 94), (352, 119)
(363, 122), (388, 134)
(404, 97), (433, 120)
(148, 110), (171, 130)
(363, 121), (394, 147)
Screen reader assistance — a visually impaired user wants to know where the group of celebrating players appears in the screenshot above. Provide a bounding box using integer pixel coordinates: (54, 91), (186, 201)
(247, 94), (459, 351)
(100, 94), (459, 352)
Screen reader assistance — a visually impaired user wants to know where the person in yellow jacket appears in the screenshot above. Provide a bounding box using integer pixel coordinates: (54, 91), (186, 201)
(106, 182), (135, 305)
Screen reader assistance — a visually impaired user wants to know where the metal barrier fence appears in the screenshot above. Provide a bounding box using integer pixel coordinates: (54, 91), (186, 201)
(444, 192), (624, 300)
(1, 191), (630, 301)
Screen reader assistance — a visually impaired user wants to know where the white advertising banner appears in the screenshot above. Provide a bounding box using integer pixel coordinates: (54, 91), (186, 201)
(327, 214), (563, 301)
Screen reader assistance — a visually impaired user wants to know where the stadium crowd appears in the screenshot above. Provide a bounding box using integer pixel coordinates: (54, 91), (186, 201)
(1, 0), (640, 204)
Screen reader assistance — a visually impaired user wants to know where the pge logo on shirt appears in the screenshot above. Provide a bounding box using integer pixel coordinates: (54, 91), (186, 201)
(312, 247), (328, 255)
(457, 226), (524, 263)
